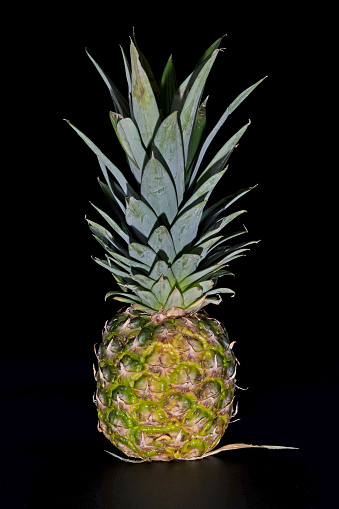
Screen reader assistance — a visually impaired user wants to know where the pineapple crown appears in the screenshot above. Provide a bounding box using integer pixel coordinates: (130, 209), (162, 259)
(65, 34), (266, 315)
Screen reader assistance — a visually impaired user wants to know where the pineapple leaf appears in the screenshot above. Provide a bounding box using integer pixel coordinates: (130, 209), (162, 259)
(181, 168), (227, 214)
(164, 287), (184, 311)
(206, 287), (235, 296)
(179, 259), (234, 291)
(148, 226), (176, 264)
(87, 219), (128, 256)
(180, 50), (219, 165)
(130, 41), (160, 148)
(190, 77), (266, 185)
(153, 111), (185, 205)
(202, 186), (255, 226)
(97, 157), (126, 214)
(198, 210), (247, 242)
(196, 122), (250, 186)
(90, 203), (130, 244)
(85, 48), (130, 118)
(170, 201), (206, 254)
(128, 242), (157, 268)
(107, 251), (150, 272)
(92, 257), (131, 279)
(151, 277), (172, 305)
(182, 286), (203, 307)
(149, 261), (176, 287)
(115, 116), (148, 176)
(158, 55), (177, 118)
(141, 157), (178, 225)
(125, 196), (158, 240)
(171, 37), (222, 114)
(65, 120), (138, 198)
(133, 289), (161, 310)
(171, 254), (201, 283)
(105, 291), (142, 303)
(186, 98), (208, 182)
(130, 274), (156, 291)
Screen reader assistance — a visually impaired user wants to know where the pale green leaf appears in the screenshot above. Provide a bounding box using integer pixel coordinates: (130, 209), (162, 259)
(65, 120), (137, 198)
(130, 41), (160, 148)
(141, 157), (178, 225)
(182, 286), (203, 307)
(164, 287), (184, 311)
(202, 186), (255, 226)
(180, 51), (218, 164)
(186, 98), (208, 181)
(189, 77), (266, 186)
(170, 201), (206, 254)
(148, 226), (176, 264)
(206, 287), (235, 296)
(116, 117), (148, 176)
(128, 242), (157, 268)
(92, 257), (130, 279)
(151, 277), (172, 305)
(153, 112), (185, 205)
(198, 210), (247, 243)
(149, 260), (176, 287)
(181, 168), (226, 213)
(125, 197), (158, 240)
(197, 123), (249, 185)
(171, 254), (201, 283)
(130, 274), (155, 291)
(133, 289), (161, 310)
(85, 48), (129, 118)
(90, 203), (130, 244)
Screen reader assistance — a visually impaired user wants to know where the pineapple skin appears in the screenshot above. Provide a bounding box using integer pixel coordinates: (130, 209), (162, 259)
(95, 308), (236, 461)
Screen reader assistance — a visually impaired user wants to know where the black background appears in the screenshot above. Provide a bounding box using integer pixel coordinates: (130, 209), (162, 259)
(2, 3), (336, 508)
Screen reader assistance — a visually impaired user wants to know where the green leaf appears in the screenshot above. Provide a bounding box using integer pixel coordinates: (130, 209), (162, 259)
(125, 197), (158, 240)
(171, 37), (222, 114)
(180, 50), (218, 165)
(90, 203), (130, 244)
(181, 168), (226, 213)
(194, 36), (224, 68)
(87, 219), (128, 256)
(197, 123), (250, 185)
(141, 157), (178, 225)
(97, 157), (126, 214)
(92, 257), (130, 279)
(182, 286), (203, 307)
(171, 254), (201, 283)
(106, 290), (144, 301)
(148, 226), (176, 264)
(132, 29), (159, 97)
(65, 120), (137, 198)
(170, 201), (206, 254)
(130, 41), (160, 148)
(128, 242), (157, 268)
(189, 77), (266, 186)
(184, 296), (207, 313)
(153, 111), (185, 205)
(130, 274), (155, 291)
(115, 116), (148, 175)
(206, 287), (234, 296)
(85, 48), (130, 118)
(108, 251), (150, 272)
(149, 261), (176, 287)
(151, 277), (172, 306)
(133, 289), (161, 310)
(158, 55), (177, 118)
(202, 186), (255, 226)
(198, 210), (247, 243)
(197, 280), (214, 293)
(186, 98), (208, 181)
(164, 287), (184, 311)
(179, 259), (234, 291)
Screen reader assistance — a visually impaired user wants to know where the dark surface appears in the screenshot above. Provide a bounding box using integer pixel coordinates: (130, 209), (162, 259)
(4, 3), (335, 508)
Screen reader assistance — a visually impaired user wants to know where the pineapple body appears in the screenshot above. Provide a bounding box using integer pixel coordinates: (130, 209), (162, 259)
(95, 309), (236, 460)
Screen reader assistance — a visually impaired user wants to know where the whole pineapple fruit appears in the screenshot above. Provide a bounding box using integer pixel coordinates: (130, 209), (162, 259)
(66, 35), (266, 461)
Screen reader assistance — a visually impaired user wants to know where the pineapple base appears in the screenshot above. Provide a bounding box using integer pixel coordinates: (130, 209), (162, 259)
(94, 308), (237, 461)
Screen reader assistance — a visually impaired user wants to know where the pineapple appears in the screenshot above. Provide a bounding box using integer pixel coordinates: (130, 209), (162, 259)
(66, 35), (266, 461)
